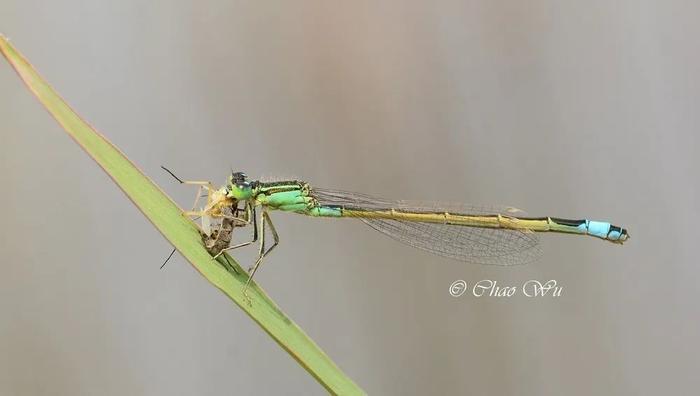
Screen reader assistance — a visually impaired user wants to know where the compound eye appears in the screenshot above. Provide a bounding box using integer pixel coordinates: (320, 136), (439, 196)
(230, 172), (248, 185)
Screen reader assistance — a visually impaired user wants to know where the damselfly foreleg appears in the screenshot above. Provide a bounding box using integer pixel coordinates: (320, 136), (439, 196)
(212, 202), (258, 259)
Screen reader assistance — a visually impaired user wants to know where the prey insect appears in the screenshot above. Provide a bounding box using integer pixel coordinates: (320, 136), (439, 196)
(162, 167), (629, 303)
(161, 167), (274, 303)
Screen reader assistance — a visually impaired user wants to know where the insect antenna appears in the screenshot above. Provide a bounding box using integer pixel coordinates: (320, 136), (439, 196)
(160, 247), (177, 269)
(161, 165), (185, 184)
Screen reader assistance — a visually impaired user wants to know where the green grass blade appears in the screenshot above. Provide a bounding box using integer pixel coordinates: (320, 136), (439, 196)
(0, 35), (364, 396)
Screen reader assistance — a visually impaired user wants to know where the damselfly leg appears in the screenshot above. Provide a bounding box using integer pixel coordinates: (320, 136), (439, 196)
(212, 202), (258, 259)
(242, 210), (279, 303)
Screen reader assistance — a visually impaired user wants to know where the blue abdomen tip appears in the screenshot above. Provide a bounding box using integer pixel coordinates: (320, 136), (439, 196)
(587, 220), (611, 238)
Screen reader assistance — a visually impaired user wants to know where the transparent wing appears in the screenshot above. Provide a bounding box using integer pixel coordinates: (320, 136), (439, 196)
(312, 188), (541, 266)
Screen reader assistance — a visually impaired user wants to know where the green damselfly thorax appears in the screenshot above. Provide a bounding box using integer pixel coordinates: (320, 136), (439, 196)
(163, 167), (629, 301)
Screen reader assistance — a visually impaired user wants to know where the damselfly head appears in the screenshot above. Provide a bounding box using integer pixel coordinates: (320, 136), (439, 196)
(226, 171), (254, 200)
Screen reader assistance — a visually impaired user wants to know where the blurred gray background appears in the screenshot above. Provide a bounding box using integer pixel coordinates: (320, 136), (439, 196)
(1, 1), (698, 395)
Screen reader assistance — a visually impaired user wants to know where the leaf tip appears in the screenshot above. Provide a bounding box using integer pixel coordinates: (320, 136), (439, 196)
(0, 33), (11, 55)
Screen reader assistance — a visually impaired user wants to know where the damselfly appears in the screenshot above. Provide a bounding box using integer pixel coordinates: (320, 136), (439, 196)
(163, 167), (629, 300)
